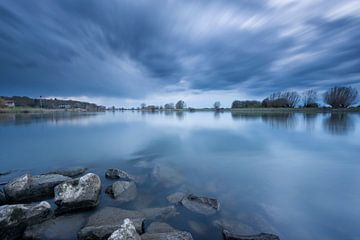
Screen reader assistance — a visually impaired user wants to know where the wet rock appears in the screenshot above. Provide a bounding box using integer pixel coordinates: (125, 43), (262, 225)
(141, 231), (193, 240)
(166, 192), (187, 204)
(79, 222), (143, 240)
(213, 219), (256, 235)
(106, 181), (137, 203)
(188, 220), (207, 235)
(141, 206), (178, 220)
(54, 173), (101, 214)
(105, 169), (134, 181)
(181, 194), (220, 215)
(0, 189), (7, 205)
(146, 222), (175, 233)
(108, 218), (141, 240)
(23, 214), (87, 240)
(4, 174), (71, 202)
(0, 171), (11, 176)
(0, 201), (52, 240)
(46, 167), (88, 178)
(223, 231), (280, 240)
(151, 165), (184, 188)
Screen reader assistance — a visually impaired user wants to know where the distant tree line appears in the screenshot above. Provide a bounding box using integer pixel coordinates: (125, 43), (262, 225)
(231, 86), (358, 109)
(0, 96), (106, 111)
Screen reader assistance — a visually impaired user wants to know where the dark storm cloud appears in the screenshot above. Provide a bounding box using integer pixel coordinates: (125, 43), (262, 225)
(0, 0), (359, 99)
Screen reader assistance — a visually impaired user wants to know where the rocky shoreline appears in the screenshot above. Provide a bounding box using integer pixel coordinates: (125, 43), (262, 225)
(0, 167), (280, 240)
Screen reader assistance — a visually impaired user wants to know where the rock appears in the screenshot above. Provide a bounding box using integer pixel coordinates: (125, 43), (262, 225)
(181, 194), (220, 215)
(213, 219), (256, 235)
(46, 167), (87, 178)
(23, 214), (87, 240)
(4, 174), (71, 202)
(146, 222), (175, 233)
(141, 206), (178, 220)
(0, 171), (11, 176)
(0, 189), (7, 205)
(106, 181), (137, 203)
(79, 222), (143, 240)
(141, 231), (193, 240)
(0, 201), (52, 240)
(54, 173), (101, 214)
(223, 231), (280, 240)
(151, 165), (184, 188)
(166, 192), (187, 204)
(105, 169), (134, 181)
(188, 220), (207, 235)
(108, 218), (141, 240)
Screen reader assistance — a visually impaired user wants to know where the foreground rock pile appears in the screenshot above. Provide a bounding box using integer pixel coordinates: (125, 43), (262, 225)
(0, 167), (280, 240)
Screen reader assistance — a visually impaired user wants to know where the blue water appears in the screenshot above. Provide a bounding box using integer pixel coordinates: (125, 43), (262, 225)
(1, 111), (360, 240)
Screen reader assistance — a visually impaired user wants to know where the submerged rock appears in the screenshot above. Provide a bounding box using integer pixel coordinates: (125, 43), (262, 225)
(141, 206), (178, 220)
(213, 219), (256, 236)
(0, 189), (7, 205)
(106, 181), (137, 203)
(107, 218), (141, 240)
(141, 231), (193, 240)
(0, 201), (52, 240)
(142, 221), (193, 240)
(105, 169), (134, 181)
(4, 174), (71, 202)
(181, 194), (220, 215)
(23, 214), (87, 240)
(223, 230), (280, 240)
(46, 167), (87, 178)
(54, 173), (101, 214)
(151, 165), (184, 188)
(146, 222), (175, 233)
(166, 192), (187, 204)
(0, 171), (11, 176)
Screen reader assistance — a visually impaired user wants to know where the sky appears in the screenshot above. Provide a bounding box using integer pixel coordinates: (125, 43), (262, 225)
(0, 0), (360, 108)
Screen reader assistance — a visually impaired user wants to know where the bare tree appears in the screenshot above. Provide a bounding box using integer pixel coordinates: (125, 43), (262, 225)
(164, 103), (175, 110)
(263, 91), (300, 108)
(175, 100), (186, 109)
(213, 101), (221, 110)
(323, 86), (358, 108)
(303, 89), (318, 108)
(281, 91), (301, 108)
(140, 103), (146, 110)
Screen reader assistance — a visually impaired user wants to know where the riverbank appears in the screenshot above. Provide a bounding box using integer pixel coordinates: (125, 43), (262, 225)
(0, 107), (101, 114)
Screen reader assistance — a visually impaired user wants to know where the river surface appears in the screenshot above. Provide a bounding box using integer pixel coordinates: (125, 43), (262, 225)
(1, 111), (360, 240)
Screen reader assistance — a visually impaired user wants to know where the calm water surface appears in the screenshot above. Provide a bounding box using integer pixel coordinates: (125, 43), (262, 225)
(1, 111), (360, 240)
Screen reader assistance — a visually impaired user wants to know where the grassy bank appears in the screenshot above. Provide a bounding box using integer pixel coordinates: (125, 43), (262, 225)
(0, 107), (89, 114)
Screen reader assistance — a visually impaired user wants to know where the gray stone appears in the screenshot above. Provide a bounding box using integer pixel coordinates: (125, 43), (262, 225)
(23, 214), (87, 240)
(0, 201), (52, 240)
(141, 206), (178, 220)
(146, 222), (175, 233)
(108, 218), (141, 240)
(4, 174), (71, 203)
(46, 167), (88, 178)
(105, 169), (134, 181)
(141, 231), (193, 240)
(54, 173), (101, 214)
(181, 194), (220, 215)
(106, 181), (137, 203)
(166, 192), (187, 204)
(188, 220), (207, 235)
(213, 219), (256, 235)
(223, 231), (280, 240)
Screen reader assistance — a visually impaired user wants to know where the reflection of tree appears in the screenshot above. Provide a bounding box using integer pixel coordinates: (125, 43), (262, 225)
(303, 113), (317, 131)
(175, 111), (185, 120)
(231, 112), (297, 129)
(214, 111), (221, 119)
(261, 113), (296, 129)
(323, 113), (355, 135)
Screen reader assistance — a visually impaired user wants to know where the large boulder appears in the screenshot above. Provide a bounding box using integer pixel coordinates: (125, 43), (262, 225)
(0, 201), (52, 240)
(108, 218), (141, 240)
(54, 173), (101, 214)
(46, 167), (87, 178)
(181, 194), (220, 215)
(106, 181), (137, 203)
(223, 231), (280, 240)
(4, 174), (71, 202)
(105, 169), (134, 181)
(23, 213), (87, 240)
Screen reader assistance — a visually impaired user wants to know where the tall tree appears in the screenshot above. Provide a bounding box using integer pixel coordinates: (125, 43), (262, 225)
(323, 86), (358, 108)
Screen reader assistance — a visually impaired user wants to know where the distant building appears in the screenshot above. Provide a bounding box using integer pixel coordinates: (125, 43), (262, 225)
(4, 100), (15, 108)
